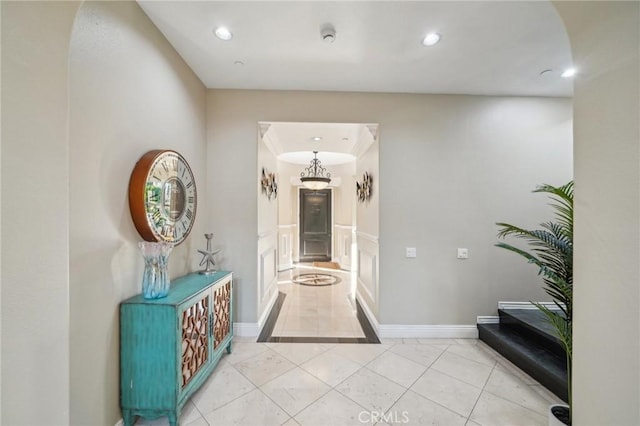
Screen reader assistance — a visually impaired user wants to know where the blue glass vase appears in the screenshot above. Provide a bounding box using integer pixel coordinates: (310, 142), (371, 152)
(138, 241), (173, 299)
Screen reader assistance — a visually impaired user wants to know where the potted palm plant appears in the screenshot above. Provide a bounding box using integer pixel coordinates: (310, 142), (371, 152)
(496, 181), (573, 426)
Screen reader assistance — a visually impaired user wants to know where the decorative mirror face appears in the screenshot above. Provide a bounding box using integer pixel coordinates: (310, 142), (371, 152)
(129, 150), (197, 245)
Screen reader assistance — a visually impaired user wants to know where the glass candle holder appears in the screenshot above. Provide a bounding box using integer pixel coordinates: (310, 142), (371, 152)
(138, 241), (173, 299)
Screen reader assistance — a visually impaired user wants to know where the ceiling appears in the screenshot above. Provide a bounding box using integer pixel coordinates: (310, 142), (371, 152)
(138, 1), (573, 97)
(261, 122), (376, 165)
(137, 1), (573, 162)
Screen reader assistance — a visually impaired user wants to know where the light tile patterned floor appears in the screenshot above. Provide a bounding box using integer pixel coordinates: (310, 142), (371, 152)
(136, 336), (565, 426)
(135, 266), (562, 425)
(272, 266), (364, 338)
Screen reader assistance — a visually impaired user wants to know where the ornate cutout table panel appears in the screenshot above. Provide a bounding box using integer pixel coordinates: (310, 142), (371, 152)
(120, 271), (233, 426)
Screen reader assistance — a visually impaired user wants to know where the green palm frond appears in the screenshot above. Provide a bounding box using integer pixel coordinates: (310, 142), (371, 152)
(496, 181), (573, 417)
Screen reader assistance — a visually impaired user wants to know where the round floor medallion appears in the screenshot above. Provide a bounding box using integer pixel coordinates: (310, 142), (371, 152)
(292, 273), (341, 286)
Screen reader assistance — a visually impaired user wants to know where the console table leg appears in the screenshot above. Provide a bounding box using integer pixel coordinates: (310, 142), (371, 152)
(168, 411), (178, 426)
(226, 341), (232, 354)
(122, 410), (134, 426)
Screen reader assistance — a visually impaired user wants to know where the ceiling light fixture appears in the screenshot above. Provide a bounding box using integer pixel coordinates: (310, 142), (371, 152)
(422, 32), (441, 46)
(300, 151), (331, 190)
(214, 27), (233, 41)
(561, 68), (576, 78)
(312, 136), (322, 141)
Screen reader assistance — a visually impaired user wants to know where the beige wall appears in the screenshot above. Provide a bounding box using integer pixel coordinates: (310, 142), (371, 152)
(207, 89), (573, 326)
(555, 2), (640, 424)
(68, 1), (207, 425)
(1, 2), (81, 424)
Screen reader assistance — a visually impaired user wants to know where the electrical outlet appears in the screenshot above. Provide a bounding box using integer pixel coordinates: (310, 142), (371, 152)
(457, 248), (469, 259)
(406, 247), (417, 258)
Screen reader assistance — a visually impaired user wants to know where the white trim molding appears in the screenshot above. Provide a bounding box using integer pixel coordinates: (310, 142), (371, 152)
(477, 316), (500, 324)
(378, 324), (479, 339)
(356, 231), (379, 243)
(356, 290), (380, 334)
(498, 301), (564, 310)
(334, 224), (354, 230)
(233, 322), (260, 337)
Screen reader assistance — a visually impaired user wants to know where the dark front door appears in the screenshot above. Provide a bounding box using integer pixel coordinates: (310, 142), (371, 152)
(299, 189), (332, 262)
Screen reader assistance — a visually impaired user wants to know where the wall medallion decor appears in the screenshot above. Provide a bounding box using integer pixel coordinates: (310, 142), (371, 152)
(129, 150), (197, 245)
(356, 172), (373, 203)
(261, 168), (278, 200)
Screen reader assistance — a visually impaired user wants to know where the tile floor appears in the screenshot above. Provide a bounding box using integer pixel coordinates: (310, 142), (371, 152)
(136, 337), (564, 426)
(135, 265), (563, 425)
(272, 266), (364, 338)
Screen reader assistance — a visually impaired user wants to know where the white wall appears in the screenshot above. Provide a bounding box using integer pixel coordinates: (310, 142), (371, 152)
(1, 2), (81, 424)
(206, 90), (573, 326)
(257, 135), (278, 321)
(68, 2), (207, 424)
(356, 138), (380, 314)
(555, 2), (639, 424)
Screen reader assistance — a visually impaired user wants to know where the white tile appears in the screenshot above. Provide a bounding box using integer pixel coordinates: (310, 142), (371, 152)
(260, 367), (331, 416)
(455, 338), (479, 345)
(365, 351), (427, 388)
(294, 390), (368, 426)
(234, 348), (296, 386)
(275, 330), (320, 337)
(416, 338), (458, 345)
(300, 351), (362, 387)
(223, 342), (271, 365)
(203, 388), (290, 425)
(335, 367), (406, 413)
(184, 418), (208, 426)
(135, 400), (202, 425)
(327, 344), (391, 365)
(388, 390), (467, 426)
(190, 364), (256, 414)
(469, 392), (546, 426)
(282, 418), (301, 426)
(431, 351), (493, 389)
(268, 342), (335, 365)
(389, 344), (446, 367)
(410, 368), (482, 418)
(445, 342), (497, 368)
(484, 368), (554, 415)
(528, 384), (565, 407)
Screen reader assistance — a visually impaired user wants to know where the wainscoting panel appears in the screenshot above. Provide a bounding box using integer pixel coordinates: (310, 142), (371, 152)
(356, 232), (379, 318)
(278, 224), (295, 271)
(334, 224), (353, 270)
(258, 231), (278, 321)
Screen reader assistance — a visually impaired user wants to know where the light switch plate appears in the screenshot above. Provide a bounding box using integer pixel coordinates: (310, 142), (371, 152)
(406, 247), (417, 258)
(457, 248), (469, 259)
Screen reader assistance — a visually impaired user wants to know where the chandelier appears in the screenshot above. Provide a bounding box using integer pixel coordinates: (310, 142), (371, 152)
(300, 151), (331, 190)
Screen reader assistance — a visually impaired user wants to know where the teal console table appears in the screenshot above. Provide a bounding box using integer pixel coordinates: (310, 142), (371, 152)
(120, 271), (233, 426)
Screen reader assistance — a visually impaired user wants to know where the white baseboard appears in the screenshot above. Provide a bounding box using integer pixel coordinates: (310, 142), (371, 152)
(498, 301), (562, 310)
(378, 324), (478, 339)
(355, 290), (478, 339)
(477, 315), (500, 324)
(233, 322), (259, 337)
(355, 290), (380, 334)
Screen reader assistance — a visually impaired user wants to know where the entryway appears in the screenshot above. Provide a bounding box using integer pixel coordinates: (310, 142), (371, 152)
(257, 121), (380, 342)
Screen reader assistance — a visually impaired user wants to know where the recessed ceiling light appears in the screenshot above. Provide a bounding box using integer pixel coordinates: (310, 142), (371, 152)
(561, 68), (576, 78)
(312, 136), (322, 141)
(234, 60), (244, 66)
(422, 32), (441, 46)
(214, 27), (233, 41)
